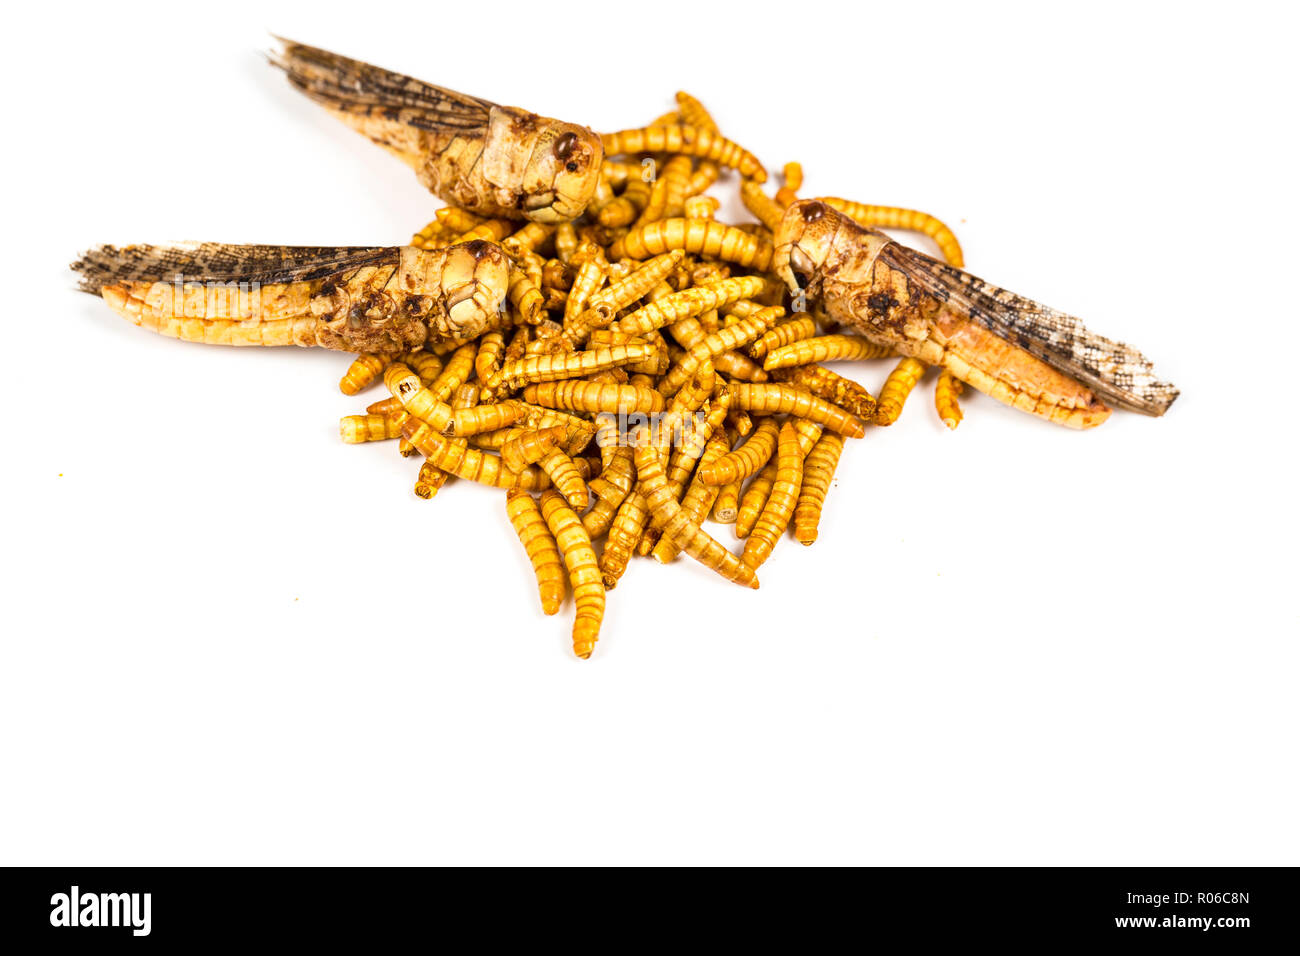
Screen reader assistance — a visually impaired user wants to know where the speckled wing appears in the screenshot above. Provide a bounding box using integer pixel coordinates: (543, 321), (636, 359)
(72, 242), (401, 294)
(270, 39), (495, 136)
(880, 242), (1179, 416)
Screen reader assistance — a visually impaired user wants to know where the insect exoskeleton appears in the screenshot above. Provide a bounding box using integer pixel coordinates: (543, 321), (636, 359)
(72, 240), (511, 353)
(771, 200), (1177, 429)
(273, 40), (604, 223)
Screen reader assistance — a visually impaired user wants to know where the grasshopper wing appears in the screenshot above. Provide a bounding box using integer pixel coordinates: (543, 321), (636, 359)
(72, 242), (401, 293)
(271, 39), (495, 136)
(880, 242), (1179, 417)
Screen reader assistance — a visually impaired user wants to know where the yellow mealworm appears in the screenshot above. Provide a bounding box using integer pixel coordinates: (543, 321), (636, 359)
(428, 342), (477, 403)
(697, 417), (779, 486)
(740, 179), (786, 233)
(727, 407), (754, 438)
(792, 417), (824, 457)
(876, 357), (928, 426)
(774, 161), (803, 207)
(600, 489), (650, 590)
(611, 276), (767, 336)
(538, 447), (589, 510)
(366, 396), (403, 416)
(539, 489), (605, 659)
(410, 218), (452, 250)
(935, 371), (965, 430)
(734, 457), (779, 540)
(742, 420), (804, 569)
(506, 490), (566, 616)
(502, 222), (553, 259)
(517, 405), (598, 456)
(554, 222), (579, 264)
(414, 459), (450, 499)
(507, 266), (545, 325)
(816, 196), (965, 267)
(404, 350), (444, 387)
(521, 380), (664, 414)
(339, 353), (392, 395)
(435, 206), (485, 233)
(794, 432), (844, 545)
(610, 219), (774, 271)
(651, 431), (729, 564)
(339, 413), (402, 443)
(587, 250), (686, 314)
(395, 411), (547, 490)
(581, 495), (620, 539)
(683, 195), (720, 220)
(633, 439), (758, 588)
(385, 362), (454, 433)
(659, 311), (776, 396)
(446, 400), (527, 437)
(712, 480), (741, 523)
(489, 343), (655, 389)
(500, 425), (568, 473)
(473, 331), (506, 386)
(729, 384), (866, 438)
(564, 242), (609, 324)
(749, 317), (818, 360)
(713, 350), (768, 382)
(587, 445), (635, 504)
(771, 364), (878, 421)
(598, 179), (651, 227)
(601, 124), (765, 181)
(763, 333), (895, 370)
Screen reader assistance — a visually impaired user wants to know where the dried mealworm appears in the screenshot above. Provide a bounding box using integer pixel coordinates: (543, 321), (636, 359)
(771, 364), (878, 421)
(816, 196), (964, 267)
(600, 490), (650, 590)
(763, 333), (894, 370)
(538, 447), (589, 510)
(489, 344), (655, 390)
(935, 371), (965, 430)
(734, 457), (779, 540)
(742, 420), (804, 569)
(651, 432), (730, 565)
(385, 362), (454, 433)
(633, 440), (758, 588)
(445, 400), (528, 437)
(875, 357), (928, 426)
(500, 425), (567, 473)
(697, 417), (779, 486)
(428, 342), (477, 402)
(339, 413), (402, 443)
(729, 384), (866, 437)
(793, 432), (843, 545)
(506, 490), (566, 616)
(610, 220), (774, 271)
(339, 353), (392, 395)
(396, 411), (547, 490)
(601, 124), (765, 181)
(414, 459), (451, 499)
(740, 179), (786, 233)
(539, 489), (605, 659)
(611, 276), (767, 336)
(522, 380), (664, 415)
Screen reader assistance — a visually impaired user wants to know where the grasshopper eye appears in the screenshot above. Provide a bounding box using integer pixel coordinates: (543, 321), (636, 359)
(565, 161), (579, 172)
(553, 131), (578, 161)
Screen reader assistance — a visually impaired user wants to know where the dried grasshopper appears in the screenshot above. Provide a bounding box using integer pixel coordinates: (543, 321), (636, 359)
(71, 240), (509, 352)
(773, 200), (1179, 428)
(272, 40), (603, 223)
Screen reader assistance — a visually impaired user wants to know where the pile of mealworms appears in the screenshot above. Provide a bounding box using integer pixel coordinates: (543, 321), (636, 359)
(337, 92), (967, 659)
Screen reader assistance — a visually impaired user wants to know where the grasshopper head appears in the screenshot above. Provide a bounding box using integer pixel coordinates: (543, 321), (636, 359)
(434, 240), (509, 339)
(520, 123), (604, 223)
(773, 200), (843, 294)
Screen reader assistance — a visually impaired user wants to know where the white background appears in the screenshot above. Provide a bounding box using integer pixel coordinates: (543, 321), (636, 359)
(2, 0), (1295, 865)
